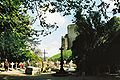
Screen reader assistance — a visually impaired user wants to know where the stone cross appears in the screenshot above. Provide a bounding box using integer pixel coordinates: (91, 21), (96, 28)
(59, 47), (64, 71)
(11, 62), (14, 70)
(43, 49), (48, 61)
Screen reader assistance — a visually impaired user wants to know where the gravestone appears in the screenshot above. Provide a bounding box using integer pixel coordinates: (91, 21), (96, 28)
(69, 60), (73, 68)
(15, 62), (18, 69)
(56, 61), (60, 68)
(10, 62), (14, 70)
(64, 60), (66, 64)
(64, 60), (67, 67)
(35, 62), (39, 67)
(27, 60), (30, 66)
(1, 62), (4, 68)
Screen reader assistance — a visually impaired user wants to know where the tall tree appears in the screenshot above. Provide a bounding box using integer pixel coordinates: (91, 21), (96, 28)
(72, 15), (120, 75)
(0, 0), (40, 62)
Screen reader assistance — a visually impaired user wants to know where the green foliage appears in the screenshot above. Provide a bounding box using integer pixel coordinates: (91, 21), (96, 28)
(72, 15), (120, 73)
(49, 50), (72, 61)
(1, 0), (118, 37)
(106, 17), (120, 32)
(0, 0), (41, 62)
(8, 0), (118, 36)
(16, 0), (120, 74)
(23, 50), (42, 62)
(35, 0), (120, 20)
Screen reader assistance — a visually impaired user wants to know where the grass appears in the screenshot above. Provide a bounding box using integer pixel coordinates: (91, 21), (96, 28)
(49, 50), (72, 61)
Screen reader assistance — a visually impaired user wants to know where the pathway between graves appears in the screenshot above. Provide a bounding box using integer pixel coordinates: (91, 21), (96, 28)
(0, 69), (26, 76)
(0, 69), (120, 80)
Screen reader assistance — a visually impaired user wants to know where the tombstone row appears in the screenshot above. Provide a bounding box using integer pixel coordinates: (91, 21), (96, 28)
(0, 62), (25, 70)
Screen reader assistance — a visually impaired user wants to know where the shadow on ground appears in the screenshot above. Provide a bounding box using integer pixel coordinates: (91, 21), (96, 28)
(0, 73), (120, 80)
(0, 69), (5, 72)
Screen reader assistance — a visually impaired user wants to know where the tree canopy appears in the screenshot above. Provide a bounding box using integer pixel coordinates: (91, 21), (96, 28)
(0, 0), (41, 62)
(12, 0), (120, 35)
(72, 15), (120, 74)
(0, 0), (119, 63)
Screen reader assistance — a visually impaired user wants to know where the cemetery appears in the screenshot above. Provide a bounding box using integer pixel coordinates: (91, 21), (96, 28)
(0, 58), (76, 75)
(0, 0), (120, 80)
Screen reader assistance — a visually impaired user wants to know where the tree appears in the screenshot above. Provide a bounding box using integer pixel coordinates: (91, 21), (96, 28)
(72, 15), (120, 75)
(16, 0), (120, 73)
(0, 0), (41, 62)
(1, 0), (119, 64)
(8, 0), (118, 35)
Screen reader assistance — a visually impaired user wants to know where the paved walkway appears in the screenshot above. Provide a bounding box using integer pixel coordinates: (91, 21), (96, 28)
(0, 69), (120, 80)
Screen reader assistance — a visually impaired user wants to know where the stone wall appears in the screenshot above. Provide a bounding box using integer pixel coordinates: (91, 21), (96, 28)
(63, 24), (79, 49)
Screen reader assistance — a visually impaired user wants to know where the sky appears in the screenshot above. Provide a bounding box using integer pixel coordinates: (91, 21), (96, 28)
(30, 11), (73, 57)
(37, 14), (73, 57)
(29, 0), (120, 57)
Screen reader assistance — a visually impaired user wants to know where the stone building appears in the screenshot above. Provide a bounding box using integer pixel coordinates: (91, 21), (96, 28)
(62, 24), (79, 49)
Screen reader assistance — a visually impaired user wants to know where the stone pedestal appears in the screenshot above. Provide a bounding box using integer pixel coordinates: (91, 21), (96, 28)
(52, 47), (70, 76)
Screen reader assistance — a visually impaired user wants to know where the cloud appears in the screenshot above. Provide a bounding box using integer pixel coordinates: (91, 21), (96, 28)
(102, 0), (113, 3)
(45, 40), (60, 50)
(45, 12), (65, 26)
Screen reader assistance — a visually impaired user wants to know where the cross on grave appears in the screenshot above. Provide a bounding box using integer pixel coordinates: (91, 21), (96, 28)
(43, 49), (48, 61)
(11, 62), (14, 70)
(52, 36), (69, 76)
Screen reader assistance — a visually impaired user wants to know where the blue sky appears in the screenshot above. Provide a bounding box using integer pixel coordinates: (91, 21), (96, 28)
(30, 11), (73, 57)
(29, 0), (120, 57)
(38, 15), (73, 57)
